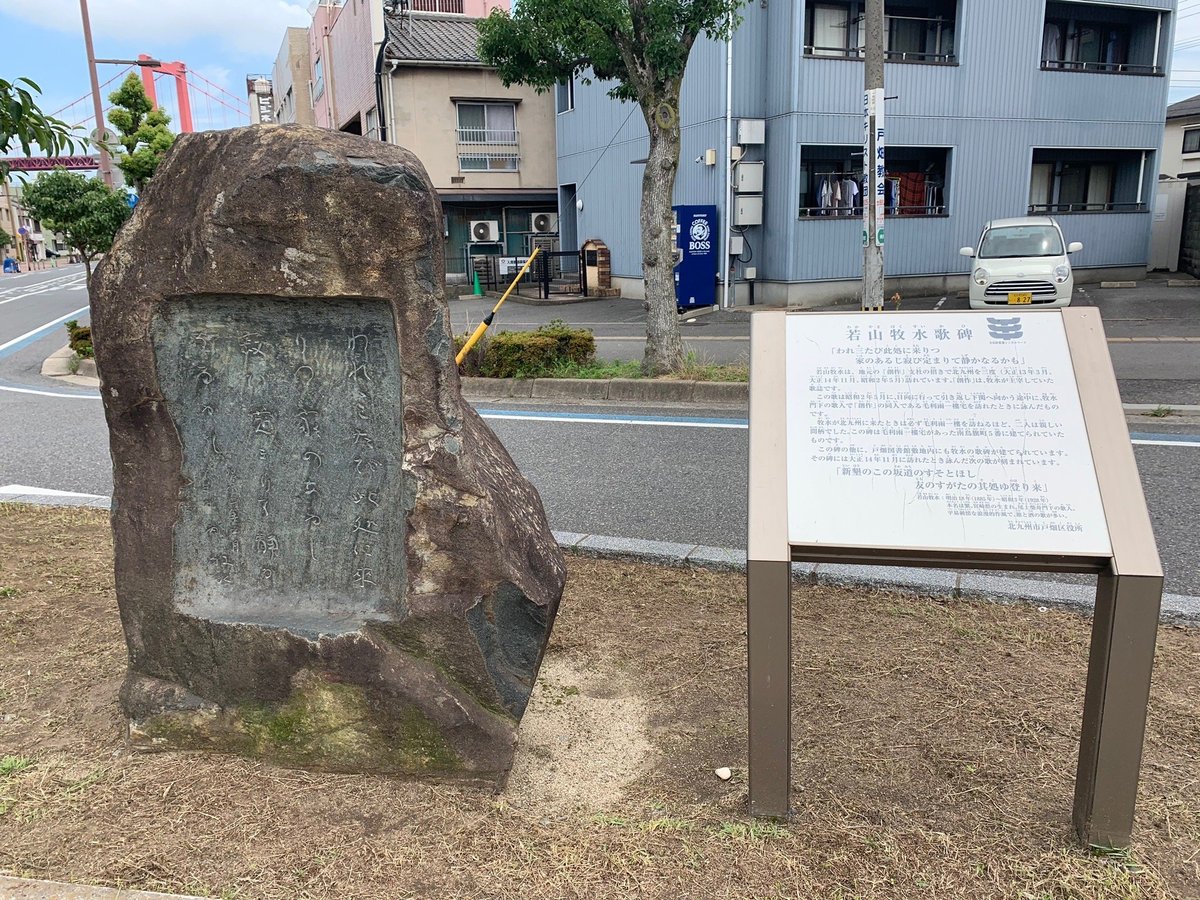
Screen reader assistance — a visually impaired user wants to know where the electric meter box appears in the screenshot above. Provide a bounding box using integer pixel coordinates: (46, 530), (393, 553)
(736, 161), (764, 194)
(737, 119), (766, 145)
(734, 195), (763, 227)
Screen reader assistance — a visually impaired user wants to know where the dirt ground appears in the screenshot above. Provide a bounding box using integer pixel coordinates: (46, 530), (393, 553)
(0, 503), (1198, 900)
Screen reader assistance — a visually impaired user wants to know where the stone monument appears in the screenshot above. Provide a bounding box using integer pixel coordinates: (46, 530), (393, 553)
(90, 125), (566, 781)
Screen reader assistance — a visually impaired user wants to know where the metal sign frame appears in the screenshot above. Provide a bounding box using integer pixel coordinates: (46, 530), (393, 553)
(746, 307), (1163, 848)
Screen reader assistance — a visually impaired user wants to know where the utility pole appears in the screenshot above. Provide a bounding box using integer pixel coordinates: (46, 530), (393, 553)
(862, 0), (885, 311)
(79, 0), (114, 187)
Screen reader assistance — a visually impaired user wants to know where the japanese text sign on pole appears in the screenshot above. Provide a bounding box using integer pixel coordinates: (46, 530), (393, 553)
(863, 88), (885, 248)
(746, 308), (1163, 849)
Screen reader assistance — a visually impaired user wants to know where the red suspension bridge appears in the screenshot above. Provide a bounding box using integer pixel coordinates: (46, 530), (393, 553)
(5, 56), (252, 173)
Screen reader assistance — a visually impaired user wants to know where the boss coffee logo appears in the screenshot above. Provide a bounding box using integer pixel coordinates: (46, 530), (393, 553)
(688, 218), (712, 251)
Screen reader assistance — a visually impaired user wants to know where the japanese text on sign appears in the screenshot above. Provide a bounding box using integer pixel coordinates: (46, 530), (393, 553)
(784, 313), (1111, 556)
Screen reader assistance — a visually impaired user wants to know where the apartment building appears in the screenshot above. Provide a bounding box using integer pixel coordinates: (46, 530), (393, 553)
(270, 0), (555, 276)
(555, 0), (1176, 304)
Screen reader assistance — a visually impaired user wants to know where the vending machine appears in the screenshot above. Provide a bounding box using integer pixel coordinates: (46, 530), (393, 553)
(673, 204), (718, 312)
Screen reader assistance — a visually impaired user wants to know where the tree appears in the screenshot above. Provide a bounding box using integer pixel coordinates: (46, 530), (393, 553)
(107, 73), (175, 192)
(22, 169), (131, 288)
(0, 226), (11, 251)
(478, 1), (744, 374)
(1, 77), (77, 177)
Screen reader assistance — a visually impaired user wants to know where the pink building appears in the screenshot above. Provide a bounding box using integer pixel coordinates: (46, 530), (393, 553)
(307, 0), (342, 130)
(321, 0), (510, 136)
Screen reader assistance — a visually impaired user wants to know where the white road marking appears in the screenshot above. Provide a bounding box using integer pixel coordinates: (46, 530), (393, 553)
(480, 411), (749, 429)
(0, 483), (107, 499)
(0, 305), (91, 353)
(0, 384), (101, 398)
(0, 273), (87, 305)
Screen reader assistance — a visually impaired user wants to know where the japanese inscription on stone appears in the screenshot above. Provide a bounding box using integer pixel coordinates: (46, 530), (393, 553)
(152, 296), (405, 626)
(785, 312), (1112, 556)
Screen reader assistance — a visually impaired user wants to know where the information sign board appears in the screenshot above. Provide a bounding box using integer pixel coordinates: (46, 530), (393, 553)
(747, 308), (1163, 850)
(784, 312), (1111, 556)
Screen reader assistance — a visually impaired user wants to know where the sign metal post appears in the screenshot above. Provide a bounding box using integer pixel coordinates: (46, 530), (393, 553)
(746, 308), (1163, 846)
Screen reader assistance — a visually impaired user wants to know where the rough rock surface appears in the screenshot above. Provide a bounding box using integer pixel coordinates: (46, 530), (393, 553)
(90, 125), (566, 781)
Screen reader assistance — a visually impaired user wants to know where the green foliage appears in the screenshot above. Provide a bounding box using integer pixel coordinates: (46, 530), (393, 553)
(0, 756), (31, 778)
(107, 73), (175, 191)
(477, 1), (746, 375)
(0, 225), (11, 249)
(456, 321), (597, 378)
(477, 0), (745, 104)
(0, 77), (77, 177)
(64, 320), (94, 359)
(22, 169), (131, 275)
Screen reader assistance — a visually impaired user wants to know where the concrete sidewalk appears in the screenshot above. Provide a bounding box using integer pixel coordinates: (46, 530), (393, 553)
(0, 875), (206, 899)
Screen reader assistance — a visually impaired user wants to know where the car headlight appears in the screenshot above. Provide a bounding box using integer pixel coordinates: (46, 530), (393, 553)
(973, 268), (990, 286)
(1054, 265), (1070, 284)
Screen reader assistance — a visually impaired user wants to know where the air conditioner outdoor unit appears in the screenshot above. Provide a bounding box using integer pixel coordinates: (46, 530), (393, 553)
(470, 220), (500, 242)
(530, 212), (559, 234)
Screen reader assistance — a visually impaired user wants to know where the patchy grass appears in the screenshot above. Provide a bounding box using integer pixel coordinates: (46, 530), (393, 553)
(1147, 405), (1175, 418)
(0, 503), (1197, 899)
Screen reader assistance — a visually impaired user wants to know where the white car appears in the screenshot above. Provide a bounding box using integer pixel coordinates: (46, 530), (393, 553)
(959, 217), (1082, 309)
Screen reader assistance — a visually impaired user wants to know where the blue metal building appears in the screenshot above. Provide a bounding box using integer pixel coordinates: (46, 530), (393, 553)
(553, 0), (1176, 305)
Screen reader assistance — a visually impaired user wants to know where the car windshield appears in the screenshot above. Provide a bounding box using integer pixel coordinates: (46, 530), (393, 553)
(978, 225), (1065, 259)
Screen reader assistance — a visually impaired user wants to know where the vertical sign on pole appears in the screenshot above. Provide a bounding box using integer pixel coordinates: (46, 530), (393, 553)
(862, 90), (871, 251)
(872, 88), (886, 249)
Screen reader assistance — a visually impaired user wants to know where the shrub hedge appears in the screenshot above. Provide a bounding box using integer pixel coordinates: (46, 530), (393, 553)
(64, 320), (94, 359)
(455, 321), (595, 379)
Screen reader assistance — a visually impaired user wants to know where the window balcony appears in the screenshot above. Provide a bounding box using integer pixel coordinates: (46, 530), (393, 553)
(804, 1), (958, 65)
(1040, 2), (1166, 76)
(456, 128), (520, 172)
(409, 0), (465, 12)
(1028, 149), (1151, 215)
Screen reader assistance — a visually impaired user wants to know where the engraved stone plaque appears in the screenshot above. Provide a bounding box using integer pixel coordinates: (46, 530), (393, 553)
(92, 126), (564, 780)
(152, 296), (405, 633)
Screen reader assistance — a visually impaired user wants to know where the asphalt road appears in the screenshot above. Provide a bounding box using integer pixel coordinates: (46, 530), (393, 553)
(451, 281), (1200, 405)
(2, 267), (1198, 599)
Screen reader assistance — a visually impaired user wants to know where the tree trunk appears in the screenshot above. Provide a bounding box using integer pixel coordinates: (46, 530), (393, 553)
(83, 256), (93, 292)
(639, 89), (686, 375)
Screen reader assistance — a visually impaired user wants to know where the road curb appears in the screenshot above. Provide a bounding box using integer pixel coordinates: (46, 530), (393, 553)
(555, 530), (1200, 624)
(37, 344), (100, 388)
(0, 875), (207, 899)
(1, 492), (1196, 625)
(462, 376), (748, 404)
(462, 376), (1197, 415)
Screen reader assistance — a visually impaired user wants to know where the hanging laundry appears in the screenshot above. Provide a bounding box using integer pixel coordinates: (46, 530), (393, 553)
(899, 172), (926, 213)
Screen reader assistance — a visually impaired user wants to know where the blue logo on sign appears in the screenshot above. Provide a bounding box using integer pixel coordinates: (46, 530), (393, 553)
(987, 317), (1023, 341)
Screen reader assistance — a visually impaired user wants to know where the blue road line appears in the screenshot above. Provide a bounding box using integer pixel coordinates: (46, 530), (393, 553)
(0, 307), (90, 360)
(479, 408), (749, 428)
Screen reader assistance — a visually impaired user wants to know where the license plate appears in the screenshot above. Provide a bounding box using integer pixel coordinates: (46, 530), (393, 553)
(1007, 292), (1033, 305)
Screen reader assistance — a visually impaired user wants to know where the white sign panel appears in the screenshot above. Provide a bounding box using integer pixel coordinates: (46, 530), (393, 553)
(785, 312), (1112, 556)
(498, 256), (529, 276)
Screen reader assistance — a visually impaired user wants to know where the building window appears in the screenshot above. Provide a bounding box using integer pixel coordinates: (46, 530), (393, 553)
(313, 56), (325, 100)
(798, 145), (949, 218)
(556, 77), (575, 114)
(1028, 149), (1148, 213)
(410, 0), (465, 12)
(1041, 3), (1162, 75)
(1185, 129), (1200, 155)
(804, 1), (957, 64)
(456, 102), (519, 171)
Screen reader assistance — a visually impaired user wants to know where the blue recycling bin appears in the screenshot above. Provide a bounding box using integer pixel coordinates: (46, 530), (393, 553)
(3, 258), (19, 273)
